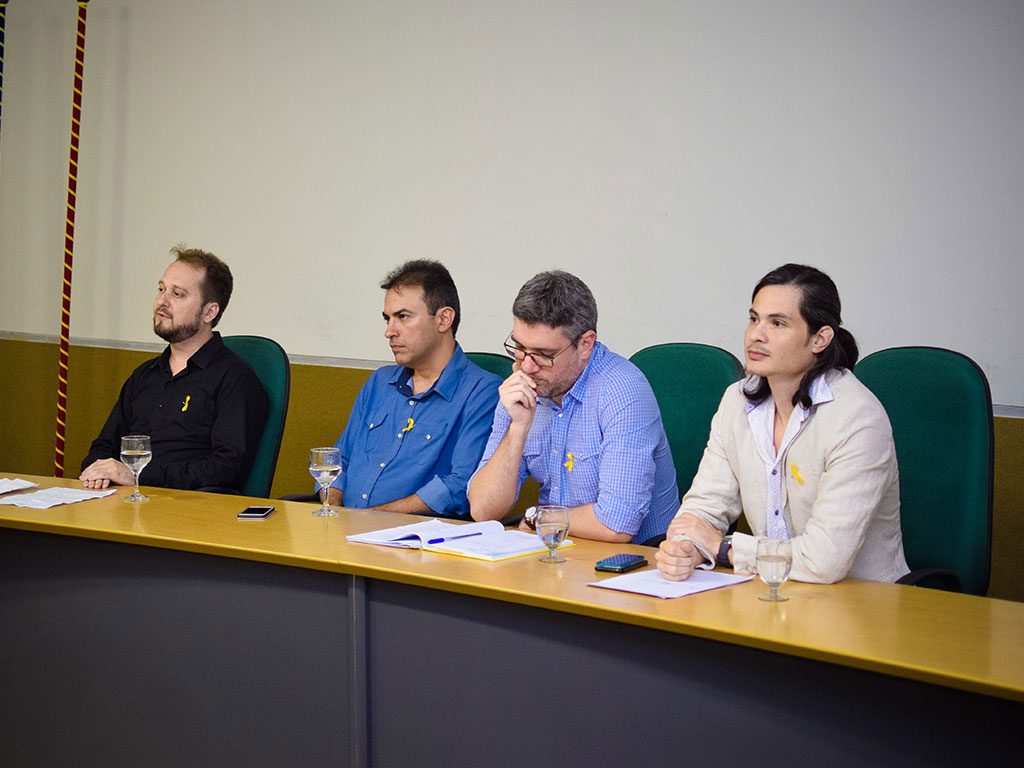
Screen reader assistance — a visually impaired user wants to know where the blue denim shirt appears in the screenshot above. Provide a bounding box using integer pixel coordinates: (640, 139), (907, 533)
(333, 345), (501, 517)
(474, 342), (678, 543)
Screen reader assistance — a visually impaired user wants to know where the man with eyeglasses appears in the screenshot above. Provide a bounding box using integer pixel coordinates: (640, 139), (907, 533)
(468, 270), (677, 544)
(317, 260), (501, 517)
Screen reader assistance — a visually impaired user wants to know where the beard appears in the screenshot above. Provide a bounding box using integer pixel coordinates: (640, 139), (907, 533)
(153, 312), (202, 344)
(533, 370), (577, 401)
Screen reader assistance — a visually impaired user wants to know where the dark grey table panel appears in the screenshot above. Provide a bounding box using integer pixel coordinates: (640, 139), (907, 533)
(3, 526), (1020, 768)
(365, 579), (1020, 768)
(0, 528), (353, 768)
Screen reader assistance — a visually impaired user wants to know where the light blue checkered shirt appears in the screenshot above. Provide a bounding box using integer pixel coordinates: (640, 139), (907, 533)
(475, 342), (678, 543)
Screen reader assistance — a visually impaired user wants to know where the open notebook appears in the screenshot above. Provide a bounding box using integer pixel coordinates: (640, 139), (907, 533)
(345, 519), (574, 562)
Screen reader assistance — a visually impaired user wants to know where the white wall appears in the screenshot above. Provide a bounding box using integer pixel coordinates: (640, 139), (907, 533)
(2, 0), (1022, 404)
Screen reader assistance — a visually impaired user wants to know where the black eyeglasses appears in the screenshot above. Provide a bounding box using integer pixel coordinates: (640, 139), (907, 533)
(503, 332), (578, 368)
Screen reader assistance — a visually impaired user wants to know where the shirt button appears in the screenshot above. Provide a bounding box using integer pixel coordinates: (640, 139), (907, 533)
(362, 493), (368, 500)
(774, 510), (780, 516)
(369, 422), (374, 428)
(426, 434), (431, 440)
(558, 413), (563, 418)
(397, 433), (403, 439)
(772, 469), (777, 475)
(379, 463), (386, 468)
(408, 400), (414, 406)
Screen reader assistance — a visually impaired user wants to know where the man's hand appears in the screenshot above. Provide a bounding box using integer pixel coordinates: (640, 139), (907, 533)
(80, 458), (135, 489)
(655, 514), (725, 581)
(498, 368), (538, 429)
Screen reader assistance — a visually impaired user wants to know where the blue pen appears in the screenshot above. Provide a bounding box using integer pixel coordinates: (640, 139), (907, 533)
(427, 531), (484, 545)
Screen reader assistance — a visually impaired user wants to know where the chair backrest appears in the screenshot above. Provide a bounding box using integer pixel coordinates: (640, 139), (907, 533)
(222, 335), (291, 498)
(629, 343), (743, 499)
(855, 347), (993, 596)
(465, 351), (514, 379)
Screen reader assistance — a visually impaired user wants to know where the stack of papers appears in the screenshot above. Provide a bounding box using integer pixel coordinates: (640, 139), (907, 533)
(589, 568), (752, 599)
(0, 478), (38, 494)
(0, 487), (117, 509)
(346, 519), (574, 562)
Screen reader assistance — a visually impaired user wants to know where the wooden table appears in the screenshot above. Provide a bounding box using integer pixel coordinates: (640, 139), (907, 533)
(1, 474), (1021, 767)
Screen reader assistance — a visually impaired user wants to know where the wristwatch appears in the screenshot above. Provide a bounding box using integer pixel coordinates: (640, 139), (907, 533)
(716, 535), (733, 567)
(523, 506), (538, 530)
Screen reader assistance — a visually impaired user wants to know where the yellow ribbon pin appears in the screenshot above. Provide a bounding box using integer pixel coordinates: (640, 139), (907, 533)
(790, 463), (804, 486)
(401, 417), (414, 433)
(564, 451), (574, 473)
(181, 395), (190, 412)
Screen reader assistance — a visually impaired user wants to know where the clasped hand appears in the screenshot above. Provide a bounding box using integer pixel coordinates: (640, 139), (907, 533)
(655, 514), (724, 581)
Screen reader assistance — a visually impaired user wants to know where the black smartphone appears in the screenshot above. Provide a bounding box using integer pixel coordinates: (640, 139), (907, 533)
(238, 505), (275, 520)
(595, 553), (648, 573)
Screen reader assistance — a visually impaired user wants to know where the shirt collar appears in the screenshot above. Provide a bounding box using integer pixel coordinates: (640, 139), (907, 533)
(157, 331), (223, 374)
(560, 340), (606, 406)
(387, 343), (466, 402)
(742, 372), (835, 416)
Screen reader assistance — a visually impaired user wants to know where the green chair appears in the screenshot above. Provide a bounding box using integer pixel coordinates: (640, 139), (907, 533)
(466, 351), (513, 379)
(629, 343), (744, 499)
(223, 335), (291, 498)
(855, 347), (993, 595)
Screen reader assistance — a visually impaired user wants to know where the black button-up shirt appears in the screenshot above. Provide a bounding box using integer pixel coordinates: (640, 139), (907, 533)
(82, 333), (269, 491)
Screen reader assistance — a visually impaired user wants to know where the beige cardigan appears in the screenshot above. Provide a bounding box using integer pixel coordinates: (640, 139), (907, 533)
(679, 370), (909, 583)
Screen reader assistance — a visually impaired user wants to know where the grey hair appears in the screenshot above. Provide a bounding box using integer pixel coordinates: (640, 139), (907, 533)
(512, 270), (597, 341)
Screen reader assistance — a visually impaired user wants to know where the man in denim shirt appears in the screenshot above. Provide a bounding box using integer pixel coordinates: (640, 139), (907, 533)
(468, 270), (677, 544)
(325, 260), (500, 518)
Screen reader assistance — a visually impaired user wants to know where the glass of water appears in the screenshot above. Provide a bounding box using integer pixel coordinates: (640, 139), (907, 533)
(756, 537), (792, 602)
(535, 505), (570, 563)
(309, 447), (342, 517)
(120, 435), (152, 503)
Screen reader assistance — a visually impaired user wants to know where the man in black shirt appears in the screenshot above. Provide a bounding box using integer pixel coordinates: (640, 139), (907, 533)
(80, 247), (269, 492)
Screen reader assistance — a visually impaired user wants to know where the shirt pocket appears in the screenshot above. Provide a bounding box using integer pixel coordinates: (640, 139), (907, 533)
(564, 445), (600, 493)
(160, 384), (217, 440)
(402, 418), (450, 469)
(362, 411), (391, 453)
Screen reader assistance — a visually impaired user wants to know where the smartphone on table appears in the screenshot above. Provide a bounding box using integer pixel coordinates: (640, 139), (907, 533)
(237, 505), (275, 520)
(595, 553), (648, 573)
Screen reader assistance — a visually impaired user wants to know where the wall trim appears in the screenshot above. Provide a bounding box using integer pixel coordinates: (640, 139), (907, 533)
(0, 331), (387, 370)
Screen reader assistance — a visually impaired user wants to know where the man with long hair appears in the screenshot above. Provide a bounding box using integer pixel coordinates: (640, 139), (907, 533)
(657, 264), (908, 583)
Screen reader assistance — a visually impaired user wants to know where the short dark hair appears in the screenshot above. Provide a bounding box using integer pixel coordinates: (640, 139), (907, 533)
(170, 245), (233, 327)
(512, 270), (597, 342)
(380, 260), (461, 337)
(743, 263), (859, 409)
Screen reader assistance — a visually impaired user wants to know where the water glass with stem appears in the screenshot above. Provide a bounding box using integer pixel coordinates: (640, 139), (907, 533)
(535, 505), (570, 563)
(309, 447), (342, 517)
(756, 537), (792, 602)
(120, 435), (152, 503)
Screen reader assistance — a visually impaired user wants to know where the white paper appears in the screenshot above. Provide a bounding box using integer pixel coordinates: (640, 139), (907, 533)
(0, 487), (117, 509)
(589, 567), (753, 599)
(0, 478), (38, 495)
